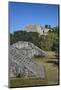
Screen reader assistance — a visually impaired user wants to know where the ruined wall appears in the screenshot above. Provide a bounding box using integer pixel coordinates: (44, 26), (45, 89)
(9, 41), (47, 79)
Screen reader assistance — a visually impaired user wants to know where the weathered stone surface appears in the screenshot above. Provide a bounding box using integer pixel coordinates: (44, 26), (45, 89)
(24, 25), (49, 35)
(9, 41), (47, 79)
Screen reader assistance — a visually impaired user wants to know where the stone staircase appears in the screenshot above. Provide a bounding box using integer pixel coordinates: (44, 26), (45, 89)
(9, 41), (46, 79)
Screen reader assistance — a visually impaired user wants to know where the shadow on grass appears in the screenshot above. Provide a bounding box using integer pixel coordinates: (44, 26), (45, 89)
(49, 57), (57, 59)
(46, 60), (59, 66)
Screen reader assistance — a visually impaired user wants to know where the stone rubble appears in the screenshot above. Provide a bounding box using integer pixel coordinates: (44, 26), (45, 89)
(9, 41), (47, 79)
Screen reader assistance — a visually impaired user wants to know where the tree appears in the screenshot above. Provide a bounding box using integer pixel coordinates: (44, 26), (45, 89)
(45, 25), (49, 28)
(10, 33), (15, 45)
(49, 25), (51, 29)
(10, 26), (59, 52)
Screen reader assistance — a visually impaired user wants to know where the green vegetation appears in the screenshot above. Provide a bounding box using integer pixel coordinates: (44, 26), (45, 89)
(45, 24), (51, 29)
(10, 27), (59, 53)
(10, 78), (47, 87)
(10, 51), (59, 88)
(10, 26), (59, 87)
(33, 51), (59, 84)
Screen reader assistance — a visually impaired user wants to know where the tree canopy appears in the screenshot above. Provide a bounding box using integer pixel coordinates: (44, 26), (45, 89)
(10, 27), (59, 53)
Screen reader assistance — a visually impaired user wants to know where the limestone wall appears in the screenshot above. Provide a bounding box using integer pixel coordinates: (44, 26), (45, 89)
(9, 41), (47, 79)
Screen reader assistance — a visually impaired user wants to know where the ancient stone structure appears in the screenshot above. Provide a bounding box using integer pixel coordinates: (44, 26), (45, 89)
(9, 41), (47, 79)
(24, 25), (49, 35)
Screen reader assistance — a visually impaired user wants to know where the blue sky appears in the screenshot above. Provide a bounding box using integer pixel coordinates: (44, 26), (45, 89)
(9, 2), (59, 32)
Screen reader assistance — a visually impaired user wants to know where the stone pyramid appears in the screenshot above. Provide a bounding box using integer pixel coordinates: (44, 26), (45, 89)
(9, 41), (47, 79)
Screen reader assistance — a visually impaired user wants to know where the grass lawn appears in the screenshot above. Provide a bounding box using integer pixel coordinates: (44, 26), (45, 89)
(9, 51), (59, 88)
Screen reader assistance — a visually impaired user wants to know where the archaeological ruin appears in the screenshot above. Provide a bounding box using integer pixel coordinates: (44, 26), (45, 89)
(9, 41), (48, 79)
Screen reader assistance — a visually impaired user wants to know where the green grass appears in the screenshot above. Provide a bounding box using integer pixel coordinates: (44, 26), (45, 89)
(10, 78), (47, 88)
(33, 51), (59, 84)
(9, 51), (59, 88)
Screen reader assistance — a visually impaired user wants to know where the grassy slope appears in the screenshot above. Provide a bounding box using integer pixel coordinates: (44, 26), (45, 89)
(33, 51), (59, 84)
(9, 51), (59, 88)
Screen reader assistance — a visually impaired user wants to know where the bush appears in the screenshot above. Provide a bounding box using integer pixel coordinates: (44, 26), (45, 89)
(10, 26), (59, 51)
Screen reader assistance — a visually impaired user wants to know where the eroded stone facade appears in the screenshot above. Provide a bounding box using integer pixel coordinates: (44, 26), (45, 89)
(9, 41), (47, 79)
